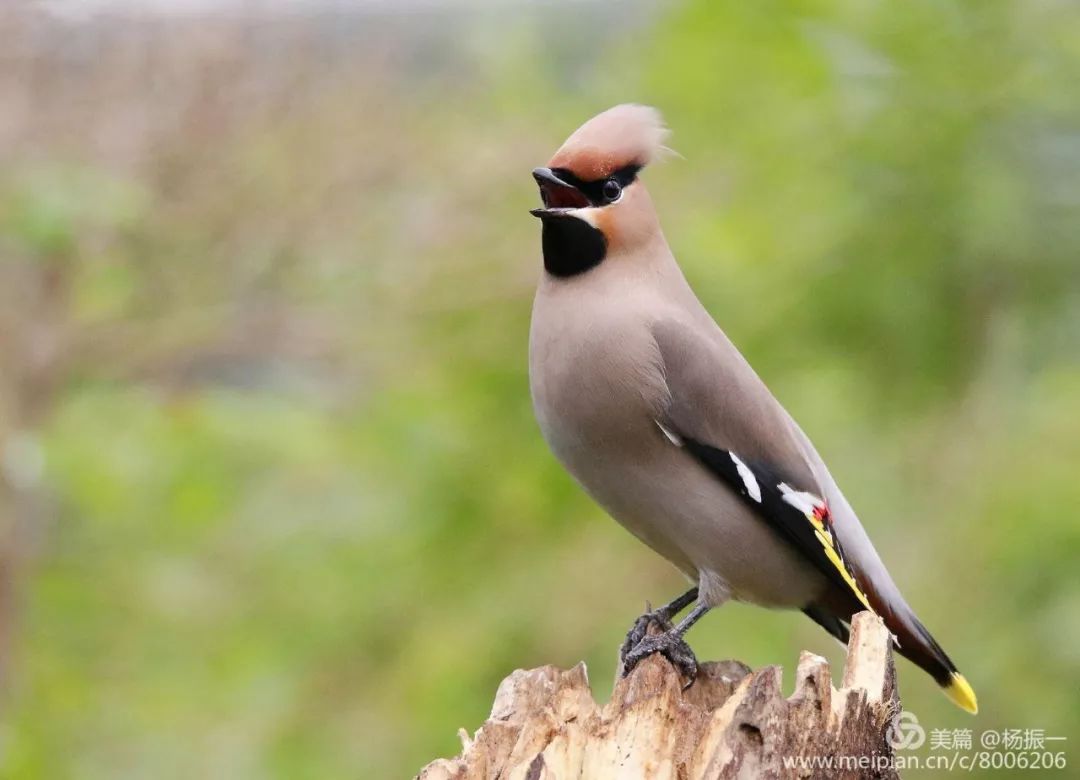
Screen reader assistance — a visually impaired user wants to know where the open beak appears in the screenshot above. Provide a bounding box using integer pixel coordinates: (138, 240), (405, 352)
(530, 167), (590, 218)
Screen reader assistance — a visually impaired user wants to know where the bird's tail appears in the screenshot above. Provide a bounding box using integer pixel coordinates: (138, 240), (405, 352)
(891, 611), (978, 714)
(806, 597), (977, 714)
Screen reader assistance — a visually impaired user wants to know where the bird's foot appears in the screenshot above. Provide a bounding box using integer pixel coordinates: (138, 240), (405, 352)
(620, 629), (699, 686)
(618, 604), (677, 665)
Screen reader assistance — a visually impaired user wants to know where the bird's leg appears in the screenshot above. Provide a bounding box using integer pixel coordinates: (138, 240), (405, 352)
(618, 587), (699, 664)
(621, 601), (710, 686)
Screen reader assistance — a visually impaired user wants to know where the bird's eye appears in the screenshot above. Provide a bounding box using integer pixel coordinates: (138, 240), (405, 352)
(602, 178), (622, 202)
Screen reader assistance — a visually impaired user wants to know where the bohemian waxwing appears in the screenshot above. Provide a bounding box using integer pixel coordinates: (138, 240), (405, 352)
(528, 104), (977, 713)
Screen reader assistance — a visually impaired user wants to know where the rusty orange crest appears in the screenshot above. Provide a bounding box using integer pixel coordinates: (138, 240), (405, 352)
(547, 104), (671, 181)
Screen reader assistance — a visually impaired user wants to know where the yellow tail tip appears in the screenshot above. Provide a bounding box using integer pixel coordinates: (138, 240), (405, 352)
(943, 672), (978, 714)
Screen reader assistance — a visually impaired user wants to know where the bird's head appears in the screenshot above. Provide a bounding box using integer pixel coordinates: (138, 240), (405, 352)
(531, 104), (670, 277)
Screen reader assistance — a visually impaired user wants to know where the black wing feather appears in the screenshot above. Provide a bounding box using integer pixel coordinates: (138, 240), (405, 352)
(681, 436), (873, 611)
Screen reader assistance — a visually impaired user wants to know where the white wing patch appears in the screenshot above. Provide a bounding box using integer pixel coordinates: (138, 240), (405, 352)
(654, 420), (683, 446)
(778, 483), (824, 515)
(728, 452), (762, 503)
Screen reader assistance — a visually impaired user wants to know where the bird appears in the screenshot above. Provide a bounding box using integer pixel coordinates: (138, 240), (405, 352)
(527, 104), (977, 714)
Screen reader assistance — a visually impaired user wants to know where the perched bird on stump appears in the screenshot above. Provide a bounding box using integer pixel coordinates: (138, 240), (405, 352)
(527, 104), (977, 714)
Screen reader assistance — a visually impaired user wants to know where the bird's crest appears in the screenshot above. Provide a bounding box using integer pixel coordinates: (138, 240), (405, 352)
(549, 104), (672, 182)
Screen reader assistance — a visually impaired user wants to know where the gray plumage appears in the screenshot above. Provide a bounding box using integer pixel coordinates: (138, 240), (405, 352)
(527, 104), (976, 712)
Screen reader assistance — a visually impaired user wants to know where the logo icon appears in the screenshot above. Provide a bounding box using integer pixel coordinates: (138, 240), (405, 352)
(886, 710), (926, 751)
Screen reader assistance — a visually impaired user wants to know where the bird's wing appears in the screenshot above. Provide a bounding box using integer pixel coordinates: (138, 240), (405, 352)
(651, 318), (875, 611)
(652, 318), (977, 713)
(675, 437), (873, 611)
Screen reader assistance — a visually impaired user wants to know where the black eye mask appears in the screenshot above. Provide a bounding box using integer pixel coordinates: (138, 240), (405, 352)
(548, 164), (641, 206)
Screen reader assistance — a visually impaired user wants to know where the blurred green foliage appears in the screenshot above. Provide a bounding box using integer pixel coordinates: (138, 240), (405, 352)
(1, 1), (1078, 778)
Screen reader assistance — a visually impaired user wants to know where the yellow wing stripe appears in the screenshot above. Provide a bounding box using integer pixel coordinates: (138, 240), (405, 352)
(813, 525), (873, 612)
(777, 483), (874, 612)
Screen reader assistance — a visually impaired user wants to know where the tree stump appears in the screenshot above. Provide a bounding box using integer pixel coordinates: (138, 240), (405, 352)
(416, 612), (901, 779)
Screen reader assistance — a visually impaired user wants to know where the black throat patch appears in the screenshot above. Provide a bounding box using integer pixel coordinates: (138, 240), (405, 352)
(540, 216), (607, 278)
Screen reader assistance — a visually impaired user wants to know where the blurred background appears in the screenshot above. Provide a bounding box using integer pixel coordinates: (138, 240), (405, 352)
(1, 0), (1078, 777)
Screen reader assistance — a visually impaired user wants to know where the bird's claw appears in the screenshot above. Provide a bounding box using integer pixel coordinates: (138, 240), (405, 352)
(620, 630), (699, 686)
(618, 606), (675, 664)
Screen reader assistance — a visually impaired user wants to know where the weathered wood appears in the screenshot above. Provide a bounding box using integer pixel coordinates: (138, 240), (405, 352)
(417, 612), (900, 779)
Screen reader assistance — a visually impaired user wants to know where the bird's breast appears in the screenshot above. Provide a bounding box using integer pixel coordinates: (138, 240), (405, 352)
(529, 290), (667, 463)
